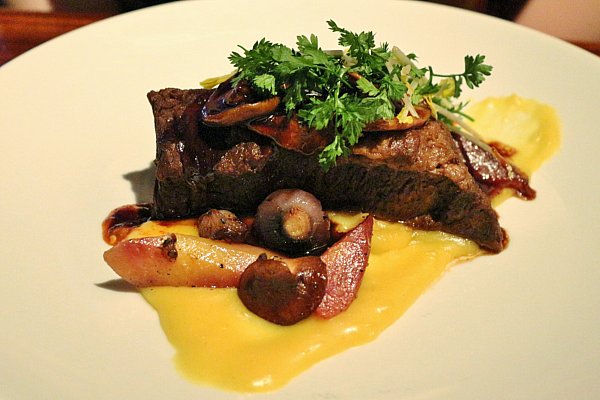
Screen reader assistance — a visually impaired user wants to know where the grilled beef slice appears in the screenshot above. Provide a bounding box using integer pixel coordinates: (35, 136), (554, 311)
(148, 88), (505, 253)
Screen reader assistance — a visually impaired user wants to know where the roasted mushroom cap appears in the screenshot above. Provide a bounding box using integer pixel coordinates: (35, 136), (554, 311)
(254, 189), (331, 255)
(247, 114), (331, 155)
(237, 254), (327, 325)
(201, 78), (280, 126)
(363, 105), (431, 132)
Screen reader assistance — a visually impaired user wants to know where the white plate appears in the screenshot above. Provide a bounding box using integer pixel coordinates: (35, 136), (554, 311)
(1, 1), (599, 399)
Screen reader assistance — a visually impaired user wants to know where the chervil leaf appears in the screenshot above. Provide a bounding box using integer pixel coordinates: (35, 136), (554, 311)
(318, 135), (346, 169)
(225, 21), (493, 169)
(296, 35), (334, 68)
(356, 77), (379, 96)
(463, 54), (493, 89)
(378, 72), (407, 101)
(327, 19), (375, 56)
(428, 54), (493, 97)
(253, 74), (276, 95)
(298, 96), (337, 131)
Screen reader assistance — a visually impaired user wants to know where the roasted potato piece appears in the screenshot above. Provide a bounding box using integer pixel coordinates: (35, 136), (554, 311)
(103, 233), (279, 288)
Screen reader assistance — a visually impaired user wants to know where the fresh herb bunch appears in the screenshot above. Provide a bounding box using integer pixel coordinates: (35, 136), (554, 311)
(228, 20), (492, 169)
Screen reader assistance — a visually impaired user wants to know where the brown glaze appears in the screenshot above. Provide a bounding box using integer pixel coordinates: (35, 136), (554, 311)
(102, 203), (152, 245)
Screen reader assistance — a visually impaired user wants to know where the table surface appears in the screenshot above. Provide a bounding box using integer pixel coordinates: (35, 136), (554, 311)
(1, 9), (598, 67)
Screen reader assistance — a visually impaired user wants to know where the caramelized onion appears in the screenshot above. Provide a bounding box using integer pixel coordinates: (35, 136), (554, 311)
(254, 189), (330, 255)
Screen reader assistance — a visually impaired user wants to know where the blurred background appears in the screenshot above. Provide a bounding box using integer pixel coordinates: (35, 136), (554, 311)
(2, 0), (599, 41)
(0, 0), (598, 66)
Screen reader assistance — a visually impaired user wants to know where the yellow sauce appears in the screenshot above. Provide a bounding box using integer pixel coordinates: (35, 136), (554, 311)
(135, 95), (560, 393)
(468, 95), (561, 175)
(467, 95), (561, 205)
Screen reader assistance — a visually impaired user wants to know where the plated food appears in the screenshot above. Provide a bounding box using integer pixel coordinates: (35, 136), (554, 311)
(101, 21), (560, 392)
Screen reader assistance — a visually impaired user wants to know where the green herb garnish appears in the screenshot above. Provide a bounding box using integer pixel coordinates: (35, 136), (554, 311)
(227, 20), (492, 169)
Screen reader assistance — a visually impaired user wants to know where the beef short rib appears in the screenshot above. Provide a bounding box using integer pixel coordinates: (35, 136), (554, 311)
(148, 88), (506, 253)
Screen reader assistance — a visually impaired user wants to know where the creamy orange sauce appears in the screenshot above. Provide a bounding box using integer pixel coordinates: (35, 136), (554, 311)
(467, 95), (561, 205)
(133, 96), (560, 393)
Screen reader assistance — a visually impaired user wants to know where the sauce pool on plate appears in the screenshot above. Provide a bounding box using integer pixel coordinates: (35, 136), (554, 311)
(141, 218), (480, 392)
(129, 95), (560, 393)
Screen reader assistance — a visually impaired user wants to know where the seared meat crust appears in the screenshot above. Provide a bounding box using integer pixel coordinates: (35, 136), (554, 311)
(148, 88), (505, 253)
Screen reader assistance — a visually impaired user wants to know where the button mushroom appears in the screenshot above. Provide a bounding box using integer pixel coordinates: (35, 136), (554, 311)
(254, 189), (331, 255)
(237, 254), (327, 325)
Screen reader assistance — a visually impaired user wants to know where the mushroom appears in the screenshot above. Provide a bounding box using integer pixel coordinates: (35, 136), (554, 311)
(237, 254), (327, 325)
(363, 105), (431, 132)
(254, 189), (330, 255)
(201, 78), (280, 126)
(197, 209), (249, 243)
(247, 114), (331, 155)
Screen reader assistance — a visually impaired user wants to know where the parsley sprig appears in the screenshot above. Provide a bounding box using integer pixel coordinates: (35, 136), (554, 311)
(227, 21), (492, 169)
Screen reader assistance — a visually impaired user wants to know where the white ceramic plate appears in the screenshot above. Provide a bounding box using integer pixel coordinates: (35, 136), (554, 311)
(1, 1), (599, 399)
